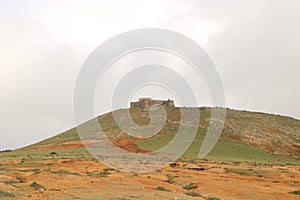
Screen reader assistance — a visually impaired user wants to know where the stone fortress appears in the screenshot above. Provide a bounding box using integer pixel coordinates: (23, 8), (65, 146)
(130, 97), (175, 111)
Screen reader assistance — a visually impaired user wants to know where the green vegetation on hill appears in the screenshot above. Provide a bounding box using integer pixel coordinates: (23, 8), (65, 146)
(23, 128), (80, 149)
(136, 130), (299, 164)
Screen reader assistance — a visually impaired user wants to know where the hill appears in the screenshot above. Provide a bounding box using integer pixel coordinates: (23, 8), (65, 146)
(12, 107), (299, 165)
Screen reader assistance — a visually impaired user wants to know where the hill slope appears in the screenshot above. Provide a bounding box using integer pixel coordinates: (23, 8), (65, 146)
(17, 107), (300, 164)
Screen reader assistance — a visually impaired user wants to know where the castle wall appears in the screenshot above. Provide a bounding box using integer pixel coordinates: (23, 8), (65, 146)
(130, 98), (175, 111)
(130, 101), (143, 109)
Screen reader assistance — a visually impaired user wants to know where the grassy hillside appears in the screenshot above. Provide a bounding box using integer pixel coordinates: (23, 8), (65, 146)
(2, 107), (299, 165)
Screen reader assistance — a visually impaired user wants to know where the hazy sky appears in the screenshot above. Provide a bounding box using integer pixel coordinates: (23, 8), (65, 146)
(1, 0), (300, 150)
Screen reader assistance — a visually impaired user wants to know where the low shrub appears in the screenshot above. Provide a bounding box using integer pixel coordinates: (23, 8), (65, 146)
(86, 171), (110, 177)
(0, 190), (15, 198)
(4, 180), (20, 185)
(15, 175), (26, 183)
(182, 182), (198, 190)
(185, 191), (201, 197)
(155, 186), (170, 192)
(290, 190), (300, 195)
(52, 170), (80, 176)
(30, 182), (45, 190)
(208, 197), (221, 200)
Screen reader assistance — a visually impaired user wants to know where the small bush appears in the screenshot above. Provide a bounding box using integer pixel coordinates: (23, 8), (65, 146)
(86, 171), (110, 177)
(155, 186), (170, 192)
(33, 169), (42, 174)
(169, 163), (179, 167)
(4, 180), (20, 185)
(20, 168), (41, 174)
(0, 150), (12, 153)
(52, 170), (80, 176)
(208, 197), (221, 200)
(15, 175), (26, 183)
(185, 191), (201, 197)
(182, 182), (198, 190)
(49, 189), (61, 191)
(290, 190), (300, 195)
(98, 171), (110, 177)
(226, 168), (273, 176)
(104, 168), (116, 172)
(30, 182), (45, 190)
(0, 190), (16, 198)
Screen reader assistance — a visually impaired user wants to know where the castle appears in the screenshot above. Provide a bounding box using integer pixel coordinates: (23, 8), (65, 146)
(130, 97), (175, 111)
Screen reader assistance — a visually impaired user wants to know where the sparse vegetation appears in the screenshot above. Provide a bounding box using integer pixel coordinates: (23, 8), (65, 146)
(134, 108), (300, 164)
(278, 168), (289, 172)
(86, 171), (110, 177)
(225, 168), (274, 177)
(15, 175), (26, 183)
(208, 197), (221, 200)
(104, 168), (116, 172)
(49, 188), (62, 191)
(52, 170), (80, 176)
(290, 190), (300, 195)
(20, 168), (41, 174)
(155, 186), (170, 192)
(0, 150), (12, 153)
(0, 190), (15, 198)
(182, 182), (198, 190)
(30, 181), (45, 190)
(4, 180), (20, 185)
(185, 191), (201, 197)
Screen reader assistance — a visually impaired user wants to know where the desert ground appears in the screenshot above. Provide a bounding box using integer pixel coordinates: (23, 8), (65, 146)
(0, 156), (300, 200)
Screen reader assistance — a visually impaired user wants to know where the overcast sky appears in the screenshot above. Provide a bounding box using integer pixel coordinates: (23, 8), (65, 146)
(1, 0), (300, 150)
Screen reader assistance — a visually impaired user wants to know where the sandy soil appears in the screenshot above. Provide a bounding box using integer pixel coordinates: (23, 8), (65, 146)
(0, 158), (299, 200)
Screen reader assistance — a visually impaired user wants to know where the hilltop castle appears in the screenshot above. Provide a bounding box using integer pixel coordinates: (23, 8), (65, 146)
(130, 97), (175, 111)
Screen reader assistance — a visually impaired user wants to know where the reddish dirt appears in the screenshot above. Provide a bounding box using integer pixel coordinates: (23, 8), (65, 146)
(34, 141), (84, 151)
(113, 138), (148, 153)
